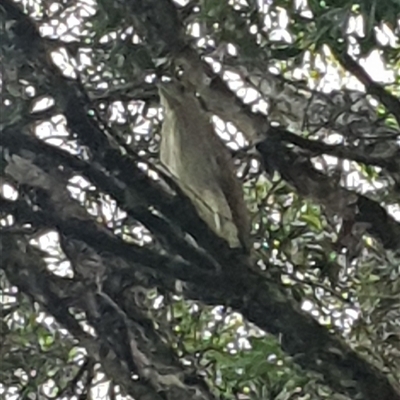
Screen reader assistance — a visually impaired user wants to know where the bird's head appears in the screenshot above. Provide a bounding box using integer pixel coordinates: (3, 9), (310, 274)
(158, 80), (187, 109)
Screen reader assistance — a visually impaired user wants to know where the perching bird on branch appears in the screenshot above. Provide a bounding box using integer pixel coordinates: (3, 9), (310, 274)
(158, 80), (250, 252)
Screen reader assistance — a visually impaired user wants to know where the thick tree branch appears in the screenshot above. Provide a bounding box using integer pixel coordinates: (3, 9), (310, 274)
(1, 125), (223, 272)
(269, 126), (397, 171)
(0, 235), (217, 400)
(333, 49), (400, 127)
(256, 133), (400, 251)
(3, 184), (400, 400)
(184, 274), (400, 400)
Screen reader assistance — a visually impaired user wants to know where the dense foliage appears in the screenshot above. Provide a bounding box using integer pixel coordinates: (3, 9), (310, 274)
(1, 0), (400, 399)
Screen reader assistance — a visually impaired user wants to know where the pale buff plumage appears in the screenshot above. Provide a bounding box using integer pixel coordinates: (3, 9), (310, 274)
(159, 81), (250, 251)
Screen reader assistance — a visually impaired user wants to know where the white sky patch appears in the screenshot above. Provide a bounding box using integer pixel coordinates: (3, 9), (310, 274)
(108, 101), (127, 124)
(190, 22), (201, 38)
(374, 23), (399, 47)
(51, 48), (77, 79)
(360, 50), (395, 83)
(0, 183), (18, 201)
(30, 95), (55, 113)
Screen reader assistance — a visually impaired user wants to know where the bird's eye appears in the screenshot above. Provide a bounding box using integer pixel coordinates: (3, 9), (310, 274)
(174, 64), (185, 80)
(177, 68), (184, 79)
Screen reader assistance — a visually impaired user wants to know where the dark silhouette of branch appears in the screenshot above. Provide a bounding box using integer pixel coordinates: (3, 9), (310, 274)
(256, 134), (400, 252)
(333, 49), (400, 127)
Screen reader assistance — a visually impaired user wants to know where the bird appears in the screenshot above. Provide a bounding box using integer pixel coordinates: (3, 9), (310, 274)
(158, 80), (250, 252)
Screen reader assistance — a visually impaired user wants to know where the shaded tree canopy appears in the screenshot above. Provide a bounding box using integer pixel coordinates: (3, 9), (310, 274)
(1, 0), (400, 399)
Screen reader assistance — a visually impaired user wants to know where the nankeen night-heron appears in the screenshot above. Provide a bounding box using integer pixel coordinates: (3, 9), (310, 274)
(158, 81), (250, 252)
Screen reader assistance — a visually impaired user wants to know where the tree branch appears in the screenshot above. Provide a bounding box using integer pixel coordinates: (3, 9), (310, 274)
(333, 49), (400, 127)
